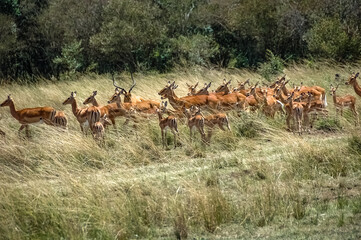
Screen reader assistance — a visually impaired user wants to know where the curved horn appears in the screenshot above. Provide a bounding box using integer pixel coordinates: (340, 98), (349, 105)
(129, 72), (136, 93)
(112, 74), (127, 93)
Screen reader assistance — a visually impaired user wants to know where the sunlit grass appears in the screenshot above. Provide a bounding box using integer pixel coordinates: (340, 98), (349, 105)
(0, 63), (360, 239)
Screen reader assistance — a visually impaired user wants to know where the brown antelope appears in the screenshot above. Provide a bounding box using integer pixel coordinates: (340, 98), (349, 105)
(273, 88), (294, 130)
(214, 79), (232, 94)
(196, 82), (212, 95)
(184, 106), (206, 143)
(112, 72), (144, 103)
(234, 79), (250, 95)
(293, 82), (327, 107)
(187, 82), (212, 96)
(292, 100), (305, 135)
(53, 110), (68, 128)
(0, 95), (55, 137)
(189, 106), (231, 142)
(260, 88), (283, 118)
(84, 90), (137, 128)
(345, 72), (361, 97)
(157, 101), (179, 149)
(92, 114), (112, 143)
(112, 76), (160, 113)
(330, 84), (358, 125)
(186, 82), (199, 95)
(158, 81), (218, 110)
(63, 91), (90, 133)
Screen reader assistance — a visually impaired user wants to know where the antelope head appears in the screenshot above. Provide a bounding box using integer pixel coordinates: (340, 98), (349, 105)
(112, 72), (136, 103)
(63, 91), (77, 105)
(0, 95), (13, 107)
(186, 82), (199, 96)
(330, 84), (340, 96)
(83, 91), (97, 105)
(346, 72), (359, 85)
(215, 79), (231, 93)
(158, 81), (177, 99)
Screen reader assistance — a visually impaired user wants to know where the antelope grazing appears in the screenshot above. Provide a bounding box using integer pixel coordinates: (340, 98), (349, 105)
(330, 84), (358, 125)
(92, 114), (112, 143)
(62, 91), (89, 133)
(184, 106), (206, 143)
(157, 101), (179, 149)
(0, 95), (55, 137)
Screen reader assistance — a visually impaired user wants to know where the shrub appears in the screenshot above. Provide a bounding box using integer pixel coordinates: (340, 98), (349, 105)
(306, 17), (361, 60)
(258, 50), (284, 81)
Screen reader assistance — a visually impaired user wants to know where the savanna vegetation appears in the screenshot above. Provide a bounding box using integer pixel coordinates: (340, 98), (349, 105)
(0, 63), (361, 239)
(1, 0), (361, 80)
(1, 0), (361, 239)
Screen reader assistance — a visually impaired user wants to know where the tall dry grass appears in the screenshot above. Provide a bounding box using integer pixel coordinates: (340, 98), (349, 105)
(0, 63), (361, 239)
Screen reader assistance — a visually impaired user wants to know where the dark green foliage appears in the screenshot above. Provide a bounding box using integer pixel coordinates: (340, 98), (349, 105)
(1, 0), (361, 80)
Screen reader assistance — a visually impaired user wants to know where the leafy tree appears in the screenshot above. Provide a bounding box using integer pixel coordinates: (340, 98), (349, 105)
(90, 0), (166, 71)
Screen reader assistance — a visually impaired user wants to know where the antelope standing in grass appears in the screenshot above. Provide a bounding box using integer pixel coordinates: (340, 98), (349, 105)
(62, 91), (89, 133)
(330, 84), (359, 125)
(92, 114), (112, 143)
(190, 106), (231, 143)
(184, 106), (206, 143)
(1, 95), (55, 137)
(157, 101), (179, 149)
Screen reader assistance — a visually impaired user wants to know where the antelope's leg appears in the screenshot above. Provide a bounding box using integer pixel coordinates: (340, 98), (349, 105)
(161, 129), (165, 148)
(171, 129), (177, 149)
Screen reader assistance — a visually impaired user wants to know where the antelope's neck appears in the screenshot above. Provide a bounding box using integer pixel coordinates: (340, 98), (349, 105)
(71, 100), (80, 116)
(281, 86), (289, 96)
(8, 101), (20, 120)
(332, 94), (337, 104)
(157, 112), (163, 121)
(167, 91), (182, 110)
(352, 80), (361, 97)
(93, 98), (100, 107)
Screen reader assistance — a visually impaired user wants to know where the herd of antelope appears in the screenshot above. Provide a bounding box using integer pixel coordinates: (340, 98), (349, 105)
(1, 72), (361, 148)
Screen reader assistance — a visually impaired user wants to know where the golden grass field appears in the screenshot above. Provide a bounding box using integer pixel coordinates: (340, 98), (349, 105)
(0, 62), (361, 239)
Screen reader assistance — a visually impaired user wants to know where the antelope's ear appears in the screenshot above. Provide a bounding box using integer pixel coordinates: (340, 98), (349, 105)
(164, 101), (168, 107)
(223, 79), (226, 84)
(8, 94), (11, 99)
(194, 82), (199, 88)
(93, 91), (97, 96)
(186, 83), (191, 87)
(356, 72), (359, 78)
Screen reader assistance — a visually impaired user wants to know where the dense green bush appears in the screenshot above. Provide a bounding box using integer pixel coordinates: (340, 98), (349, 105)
(1, 0), (361, 80)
